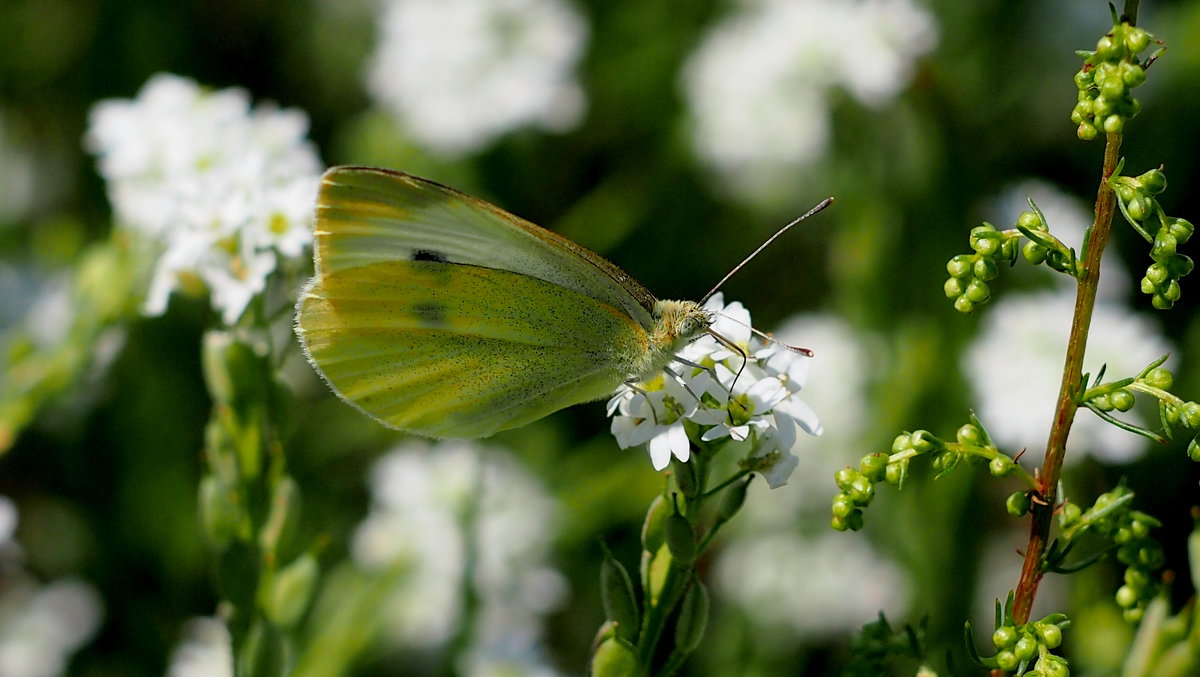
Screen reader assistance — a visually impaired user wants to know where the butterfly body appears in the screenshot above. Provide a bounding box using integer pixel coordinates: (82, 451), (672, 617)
(296, 166), (712, 438)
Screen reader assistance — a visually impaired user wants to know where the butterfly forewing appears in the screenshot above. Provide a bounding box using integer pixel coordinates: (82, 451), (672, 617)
(315, 167), (657, 330)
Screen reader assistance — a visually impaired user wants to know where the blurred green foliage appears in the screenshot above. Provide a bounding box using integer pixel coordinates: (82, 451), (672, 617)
(1, 0), (1199, 675)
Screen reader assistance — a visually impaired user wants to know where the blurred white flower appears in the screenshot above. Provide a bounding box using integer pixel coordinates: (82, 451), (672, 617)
(963, 290), (1171, 465)
(367, 0), (588, 156)
(0, 110), (37, 225)
(0, 578), (103, 677)
(714, 531), (908, 638)
(608, 295), (821, 487)
(353, 440), (565, 672)
(682, 0), (937, 200)
(165, 617), (233, 677)
(0, 496), (15, 544)
(85, 73), (323, 324)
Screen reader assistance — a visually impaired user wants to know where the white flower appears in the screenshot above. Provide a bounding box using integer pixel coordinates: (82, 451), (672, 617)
(85, 73), (323, 325)
(0, 578), (103, 677)
(352, 441), (566, 664)
(165, 617), (234, 677)
(963, 290), (1172, 465)
(608, 294), (821, 487)
(367, 0), (588, 156)
(681, 0), (937, 201)
(713, 531), (908, 638)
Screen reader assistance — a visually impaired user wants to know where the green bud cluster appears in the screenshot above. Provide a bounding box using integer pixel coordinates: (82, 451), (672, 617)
(989, 614), (1070, 676)
(1141, 365), (1200, 463)
(831, 423), (1016, 531)
(1071, 22), (1153, 140)
(1059, 486), (1163, 623)
(945, 209), (1074, 313)
(944, 223), (1017, 313)
(1109, 168), (1195, 309)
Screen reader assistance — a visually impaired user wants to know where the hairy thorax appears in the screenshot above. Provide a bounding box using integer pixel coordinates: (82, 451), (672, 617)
(626, 299), (713, 382)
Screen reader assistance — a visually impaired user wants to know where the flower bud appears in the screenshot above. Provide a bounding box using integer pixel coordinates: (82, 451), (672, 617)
(1168, 217), (1194, 243)
(859, 453), (889, 482)
(1014, 634), (1038, 660)
(601, 549), (640, 642)
(1144, 367), (1173, 390)
(1110, 389), (1135, 412)
(1138, 168), (1166, 194)
(259, 477), (301, 560)
(718, 477), (750, 521)
(988, 455), (1014, 477)
(665, 512), (696, 566)
(672, 459), (699, 498)
(946, 255), (973, 278)
(1006, 491), (1031, 517)
(199, 475), (241, 548)
(992, 625), (1018, 649)
(835, 466), (860, 491)
(265, 553), (318, 628)
(674, 579), (710, 653)
(944, 277), (964, 298)
(884, 459), (908, 487)
(1022, 241), (1047, 265)
(591, 636), (641, 677)
(641, 494), (670, 553)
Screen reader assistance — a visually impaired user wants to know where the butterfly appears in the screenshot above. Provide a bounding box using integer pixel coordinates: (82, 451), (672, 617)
(296, 166), (829, 439)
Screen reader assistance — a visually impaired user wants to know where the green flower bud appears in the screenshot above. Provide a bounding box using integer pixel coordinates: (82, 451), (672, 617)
(1168, 217), (1194, 243)
(665, 512), (696, 565)
(848, 476), (874, 505)
(1110, 389), (1135, 412)
(930, 450), (960, 475)
(1073, 69), (1093, 90)
(1100, 77), (1125, 101)
(973, 257), (1000, 281)
(1181, 401), (1200, 429)
(891, 433), (913, 454)
(955, 420), (984, 446)
(1188, 435), (1200, 462)
(1093, 393), (1114, 412)
(1124, 566), (1152, 588)
(1093, 95), (1116, 118)
(832, 492), (856, 518)
(1140, 275), (1156, 294)
(674, 579), (710, 653)
(1163, 279), (1181, 302)
(996, 649), (1019, 671)
(1125, 26), (1150, 53)
(1137, 544), (1165, 569)
(992, 625), (1018, 649)
(953, 296), (975, 313)
(1144, 367), (1173, 390)
(969, 226), (1000, 256)
(1153, 233), (1177, 259)
(1116, 584), (1138, 608)
(1017, 210), (1042, 230)
(1022, 241), (1047, 265)
(1035, 622), (1063, 649)
(835, 466), (860, 491)
(947, 254), (974, 278)
(1095, 34), (1120, 60)
(1122, 62), (1147, 88)
(989, 455), (1014, 477)
(591, 637), (641, 677)
(1006, 491), (1031, 517)
(1014, 633), (1038, 661)
(1059, 502), (1082, 527)
(1041, 656), (1070, 677)
(1103, 113), (1125, 134)
(1070, 109), (1084, 125)
(267, 553), (319, 628)
(1138, 168), (1166, 194)
(1145, 262), (1168, 285)
(1168, 254), (1194, 277)
(964, 280), (990, 304)
(642, 494), (671, 553)
(944, 277), (964, 298)
(1077, 122), (1098, 141)
(910, 430), (937, 453)
(199, 475), (241, 548)
(601, 550), (640, 642)
(884, 459), (908, 487)
(259, 477), (301, 561)
(1152, 293), (1174, 309)
(1126, 196), (1146, 221)
(860, 452), (889, 482)
(1123, 607), (1144, 623)
(672, 458), (699, 498)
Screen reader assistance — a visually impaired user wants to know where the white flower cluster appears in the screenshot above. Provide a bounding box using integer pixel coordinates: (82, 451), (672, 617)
(352, 441), (565, 676)
(681, 0), (937, 200)
(608, 295), (822, 488)
(86, 73), (323, 325)
(165, 617), (233, 677)
(366, 0), (588, 156)
(0, 496), (104, 677)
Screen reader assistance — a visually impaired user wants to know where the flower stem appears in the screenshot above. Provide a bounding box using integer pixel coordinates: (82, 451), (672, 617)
(1011, 127), (1124, 625)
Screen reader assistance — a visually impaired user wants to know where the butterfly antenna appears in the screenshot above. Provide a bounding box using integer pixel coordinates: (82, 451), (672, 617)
(714, 311), (814, 358)
(700, 197), (834, 305)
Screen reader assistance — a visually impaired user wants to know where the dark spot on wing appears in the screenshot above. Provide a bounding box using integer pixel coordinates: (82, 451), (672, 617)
(412, 249), (448, 263)
(412, 302), (447, 326)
